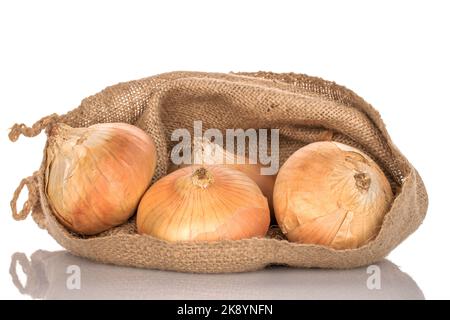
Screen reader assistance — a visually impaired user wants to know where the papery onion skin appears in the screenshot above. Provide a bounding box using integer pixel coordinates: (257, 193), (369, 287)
(169, 139), (276, 212)
(45, 123), (157, 235)
(273, 141), (393, 249)
(137, 165), (270, 242)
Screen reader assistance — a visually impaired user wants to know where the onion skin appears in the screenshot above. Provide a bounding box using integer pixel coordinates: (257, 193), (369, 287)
(168, 140), (276, 212)
(137, 166), (270, 242)
(45, 123), (157, 235)
(273, 141), (393, 249)
(227, 162), (275, 213)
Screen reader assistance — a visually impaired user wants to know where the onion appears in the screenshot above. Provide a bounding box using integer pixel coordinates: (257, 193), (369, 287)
(137, 166), (270, 241)
(169, 138), (276, 211)
(45, 123), (157, 235)
(273, 141), (393, 249)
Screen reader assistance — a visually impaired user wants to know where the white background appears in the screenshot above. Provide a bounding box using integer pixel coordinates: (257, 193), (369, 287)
(1, 0), (449, 299)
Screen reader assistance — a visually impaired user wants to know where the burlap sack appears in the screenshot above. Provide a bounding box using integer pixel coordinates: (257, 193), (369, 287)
(9, 71), (428, 273)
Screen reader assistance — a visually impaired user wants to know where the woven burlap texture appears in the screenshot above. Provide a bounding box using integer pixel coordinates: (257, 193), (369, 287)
(10, 71), (428, 273)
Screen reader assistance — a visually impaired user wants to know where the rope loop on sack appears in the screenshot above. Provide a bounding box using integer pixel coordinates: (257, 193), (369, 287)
(11, 172), (39, 221)
(9, 113), (59, 142)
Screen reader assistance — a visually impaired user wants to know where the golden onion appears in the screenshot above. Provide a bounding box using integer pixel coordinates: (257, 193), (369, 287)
(45, 123), (157, 235)
(137, 165), (270, 241)
(273, 141), (393, 249)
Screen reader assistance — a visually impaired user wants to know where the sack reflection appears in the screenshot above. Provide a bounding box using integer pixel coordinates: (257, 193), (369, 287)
(10, 250), (424, 300)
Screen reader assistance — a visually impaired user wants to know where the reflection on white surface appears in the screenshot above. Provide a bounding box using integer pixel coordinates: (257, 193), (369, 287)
(10, 250), (424, 300)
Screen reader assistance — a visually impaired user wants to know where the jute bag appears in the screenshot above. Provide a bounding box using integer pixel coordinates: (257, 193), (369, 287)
(9, 71), (428, 273)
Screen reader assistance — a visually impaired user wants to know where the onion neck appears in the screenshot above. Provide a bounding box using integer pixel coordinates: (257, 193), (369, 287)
(354, 172), (371, 192)
(48, 123), (87, 147)
(191, 167), (214, 189)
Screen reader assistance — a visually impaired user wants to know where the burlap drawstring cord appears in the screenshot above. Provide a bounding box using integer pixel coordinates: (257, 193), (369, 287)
(11, 173), (39, 221)
(8, 113), (59, 142)
(9, 114), (59, 222)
